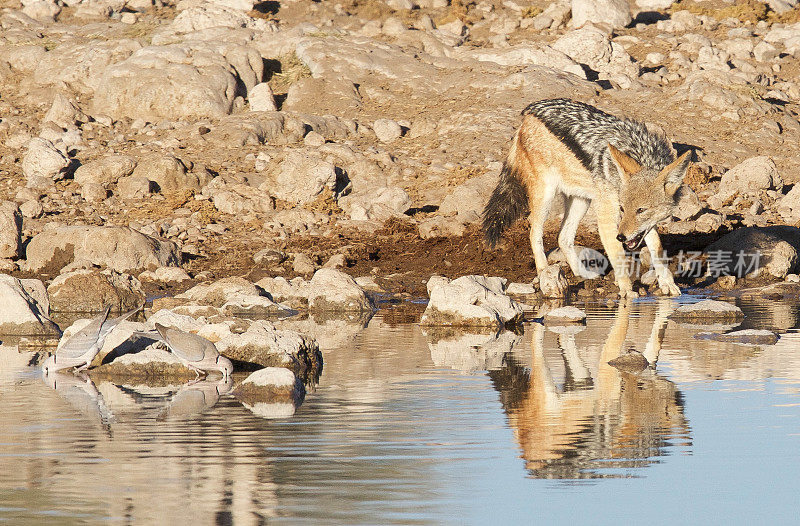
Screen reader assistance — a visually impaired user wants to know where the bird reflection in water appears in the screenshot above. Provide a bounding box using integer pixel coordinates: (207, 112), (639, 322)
(41, 369), (115, 433)
(489, 299), (691, 479)
(158, 376), (235, 421)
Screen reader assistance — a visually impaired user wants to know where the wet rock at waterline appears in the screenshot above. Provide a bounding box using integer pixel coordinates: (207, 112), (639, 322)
(543, 306), (587, 324)
(89, 347), (198, 381)
(420, 275), (523, 329)
(232, 367), (305, 419)
(669, 300), (744, 322)
(307, 269), (374, 313)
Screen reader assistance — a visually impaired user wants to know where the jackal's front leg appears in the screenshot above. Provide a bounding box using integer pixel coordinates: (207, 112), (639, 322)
(595, 198), (637, 299)
(644, 230), (681, 296)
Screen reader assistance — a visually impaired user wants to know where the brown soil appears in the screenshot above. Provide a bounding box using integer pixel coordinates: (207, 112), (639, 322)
(177, 215), (732, 300)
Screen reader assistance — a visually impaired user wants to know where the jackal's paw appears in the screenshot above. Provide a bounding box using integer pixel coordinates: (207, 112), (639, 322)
(617, 282), (638, 299)
(657, 274), (682, 296)
(659, 281), (682, 296)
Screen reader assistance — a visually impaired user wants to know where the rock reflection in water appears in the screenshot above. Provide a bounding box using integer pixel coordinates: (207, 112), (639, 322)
(425, 327), (522, 372)
(489, 300), (691, 479)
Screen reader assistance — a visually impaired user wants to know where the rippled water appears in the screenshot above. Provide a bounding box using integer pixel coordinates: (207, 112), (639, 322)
(2, 298), (800, 524)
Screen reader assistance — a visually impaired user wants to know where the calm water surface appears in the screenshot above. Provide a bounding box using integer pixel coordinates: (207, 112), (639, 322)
(1, 298), (800, 524)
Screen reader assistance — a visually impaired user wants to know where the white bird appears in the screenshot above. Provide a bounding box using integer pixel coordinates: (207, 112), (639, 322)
(142, 323), (233, 379)
(42, 305), (141, 374)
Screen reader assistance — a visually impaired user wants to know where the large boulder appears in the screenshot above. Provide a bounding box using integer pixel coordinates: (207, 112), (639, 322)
(571, 0), (631, 29)
(704, 226), (800, 279)
(74, 155), (137, 187)
(201, 320), (321, 374)
(710, 156), (782, 207)
(420, 275), (524, 328)
(307, 269), (374, 313)
(92, 43), (263, 120)
(552, 25), (638, 83)
(33, 39), (143, 95)
(271, 150), (340, 205)
(153, 276), (292, 316)
(22, 138), (70, 189)
(47, 269), (145, 312)
(145, 310), (322, 376)
(0, 275), (60, 335)
(130, 155), (207, 196)
(24, 226), (181, 274)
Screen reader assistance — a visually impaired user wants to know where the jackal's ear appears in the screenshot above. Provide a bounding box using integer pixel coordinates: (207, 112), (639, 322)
(607, 144), (641, 182)
(659, 150), (692, 198)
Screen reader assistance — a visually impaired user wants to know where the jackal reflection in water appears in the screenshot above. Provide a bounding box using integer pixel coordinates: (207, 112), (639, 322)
(489, 300), (691, 479)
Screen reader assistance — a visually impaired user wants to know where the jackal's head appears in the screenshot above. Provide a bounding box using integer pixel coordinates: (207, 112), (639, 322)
(609, 144), (692, 251)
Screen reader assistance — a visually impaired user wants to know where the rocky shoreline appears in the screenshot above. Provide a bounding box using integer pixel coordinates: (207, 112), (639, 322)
(2, 0), (800, 400)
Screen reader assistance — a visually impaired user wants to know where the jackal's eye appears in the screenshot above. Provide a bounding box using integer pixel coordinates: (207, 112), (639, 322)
(619, 206), (624, 214)
(636, 207), (646, 214)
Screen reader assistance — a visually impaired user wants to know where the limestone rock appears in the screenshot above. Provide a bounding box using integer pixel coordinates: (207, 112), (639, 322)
(552, 26), (638, 81)
(174, 276), (260, 307)
(43, 93), (89, 128)
(272, 151), (339, 205)
(704, 226), (800, 279)
(571, 0), (631, 29)
(22, 138), (70, 189)
(340, 186), (411, 221)
(248, 82), (277, 112)
(206, 320), (321, 373)
(25, 226), (181, 274)
(74, 155), (137, 186)
(544, 306), (587, 324)
(47, 269), (144, 312)
(715, 156), (781, 204)
(0, 275), (61, 335)
(373, 119), (403, 143)
(130, 155), (203, 195)
(420, 275), (523, 328)
(89, 347), (196, 380)
(669, 300), (744, 322)
(92, 43), (262, 120)
(307, 269), (374, 313)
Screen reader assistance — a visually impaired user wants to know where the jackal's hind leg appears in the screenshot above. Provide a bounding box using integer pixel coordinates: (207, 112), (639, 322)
(527, 183), (556, 274)
(644, 230), (680, 296)
(558, 196), (597, 279)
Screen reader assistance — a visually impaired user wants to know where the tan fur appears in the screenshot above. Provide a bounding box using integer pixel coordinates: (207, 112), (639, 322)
(507, 116), (690, 297)
(503, 301), (688, 475)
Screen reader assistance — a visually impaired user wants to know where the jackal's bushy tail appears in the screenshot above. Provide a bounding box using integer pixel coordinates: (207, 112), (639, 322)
(482, 140), (529, 247)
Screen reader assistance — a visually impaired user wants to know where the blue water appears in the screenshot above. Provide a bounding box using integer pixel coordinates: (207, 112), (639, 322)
(1, 300), (799, 524)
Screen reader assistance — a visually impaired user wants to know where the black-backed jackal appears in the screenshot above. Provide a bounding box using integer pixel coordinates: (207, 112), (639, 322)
(482, 98), (692, 298)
